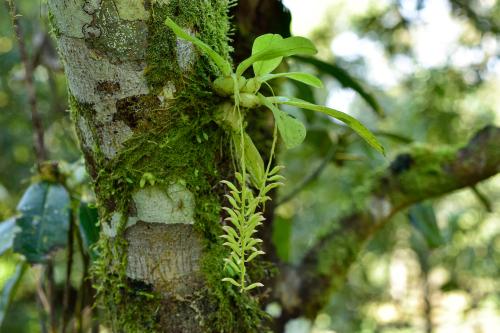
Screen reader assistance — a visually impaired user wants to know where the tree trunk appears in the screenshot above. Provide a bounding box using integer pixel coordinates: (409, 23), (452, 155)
(48, 0), (265, 331)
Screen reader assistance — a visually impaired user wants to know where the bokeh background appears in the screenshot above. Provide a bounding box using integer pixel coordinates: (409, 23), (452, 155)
(1, 0), (499, 332)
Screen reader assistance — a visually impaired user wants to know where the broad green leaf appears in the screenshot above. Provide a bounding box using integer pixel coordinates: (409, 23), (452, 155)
(293, 56), (384, 116)
(78, 202), (100, 261)
(165, 18), (232, 76)
(409, 203), (444, 249)
(268, 96), (385, 154)
(0, 218), (17, 256)
(260, 72), (323, 88)
(0, 262), (27, 327)
(252, 34), (284, 76)
(13, 182), (70, 263)
(236, 36), (317, 76)
(260, 95), (306, 149)
(232, 132), (266, 188)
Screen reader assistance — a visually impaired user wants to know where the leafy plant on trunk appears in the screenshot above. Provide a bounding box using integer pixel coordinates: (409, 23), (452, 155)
(165, 18), (384, 292)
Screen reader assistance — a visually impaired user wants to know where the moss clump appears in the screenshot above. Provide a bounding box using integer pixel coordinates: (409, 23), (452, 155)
(389, 145), (457, 206)
(144, 0), (233, 93)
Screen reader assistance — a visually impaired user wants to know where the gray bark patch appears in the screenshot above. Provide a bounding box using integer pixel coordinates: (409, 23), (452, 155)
(125, 222), (203, 296)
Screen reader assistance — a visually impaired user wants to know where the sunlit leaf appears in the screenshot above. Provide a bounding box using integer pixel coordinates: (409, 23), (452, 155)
(260, 95), (307, 149)
(260, 72), (323, 88)
(252, 34), (284, 76)
(237, 36), (317, 76)
(268, 96), (385, 154)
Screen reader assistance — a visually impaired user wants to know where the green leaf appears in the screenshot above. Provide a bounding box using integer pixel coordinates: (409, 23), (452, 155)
(165, 17), (232, 76)
(260, 72), (323, 88)
(260, 95), (306, 149)
(78, 202), (100, 261)
(0, 262), (27, 327)
(232, 132), (266, 188)
(13, 182), (71, 263)
(268, 96), (385, 154)
(237, 36), (317, 76)
(252, 34), (284, 76)
(409, 203), (444, 249)
(222, 277), (241, 288)
(293, 56), (384, 116)
(244, 282), (264, 291)
(0, 218), (17, 256)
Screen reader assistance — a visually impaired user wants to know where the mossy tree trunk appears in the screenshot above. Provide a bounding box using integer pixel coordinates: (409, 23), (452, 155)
(49, 0), (267, 332)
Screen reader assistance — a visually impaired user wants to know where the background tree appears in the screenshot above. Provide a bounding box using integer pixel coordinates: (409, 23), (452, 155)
(0, 0), (499, 332)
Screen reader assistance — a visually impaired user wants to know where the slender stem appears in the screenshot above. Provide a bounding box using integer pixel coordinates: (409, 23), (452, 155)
(62, 211), (75, 333)
(46, 261), (58, 333)
(5, 0), (47, 166)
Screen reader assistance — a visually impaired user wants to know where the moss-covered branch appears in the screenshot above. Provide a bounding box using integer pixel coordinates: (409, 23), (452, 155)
(275, 126), (500, 325)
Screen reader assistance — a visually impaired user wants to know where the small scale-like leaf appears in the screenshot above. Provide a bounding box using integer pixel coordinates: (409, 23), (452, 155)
(0, 218), (17, 256)
(268, 96), (385, 154)
(237, 36), (317, 76)
(252, 34), (284, 76)
(244, 282), (264, 291)
(0, 262), (27, 326)
(232, 132), (266, 188)
(260, 95), (306, 149)
(260, 72), (323, 88)
(223, 242), (242, 256)
(223, 258), (241, 274)
(165, 18), (232, 76)
(222, 277), (241, 288)
(246, 251), (264, 263)
(220, 180), (239, 193)
(222, 225), (239, 240)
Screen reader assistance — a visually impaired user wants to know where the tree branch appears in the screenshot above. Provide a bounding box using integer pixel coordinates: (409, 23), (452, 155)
(275, 126), (500, 324)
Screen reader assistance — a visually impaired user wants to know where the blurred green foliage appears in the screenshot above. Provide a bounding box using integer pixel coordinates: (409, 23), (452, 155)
(1, 0), (499, 332)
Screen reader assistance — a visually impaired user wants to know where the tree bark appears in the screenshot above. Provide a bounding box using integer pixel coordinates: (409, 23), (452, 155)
(48, 1), (263, 332)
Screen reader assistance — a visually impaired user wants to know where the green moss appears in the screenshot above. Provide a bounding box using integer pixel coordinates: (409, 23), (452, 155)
(391, 145), (457, 205)
(144, 0), (233, 93)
